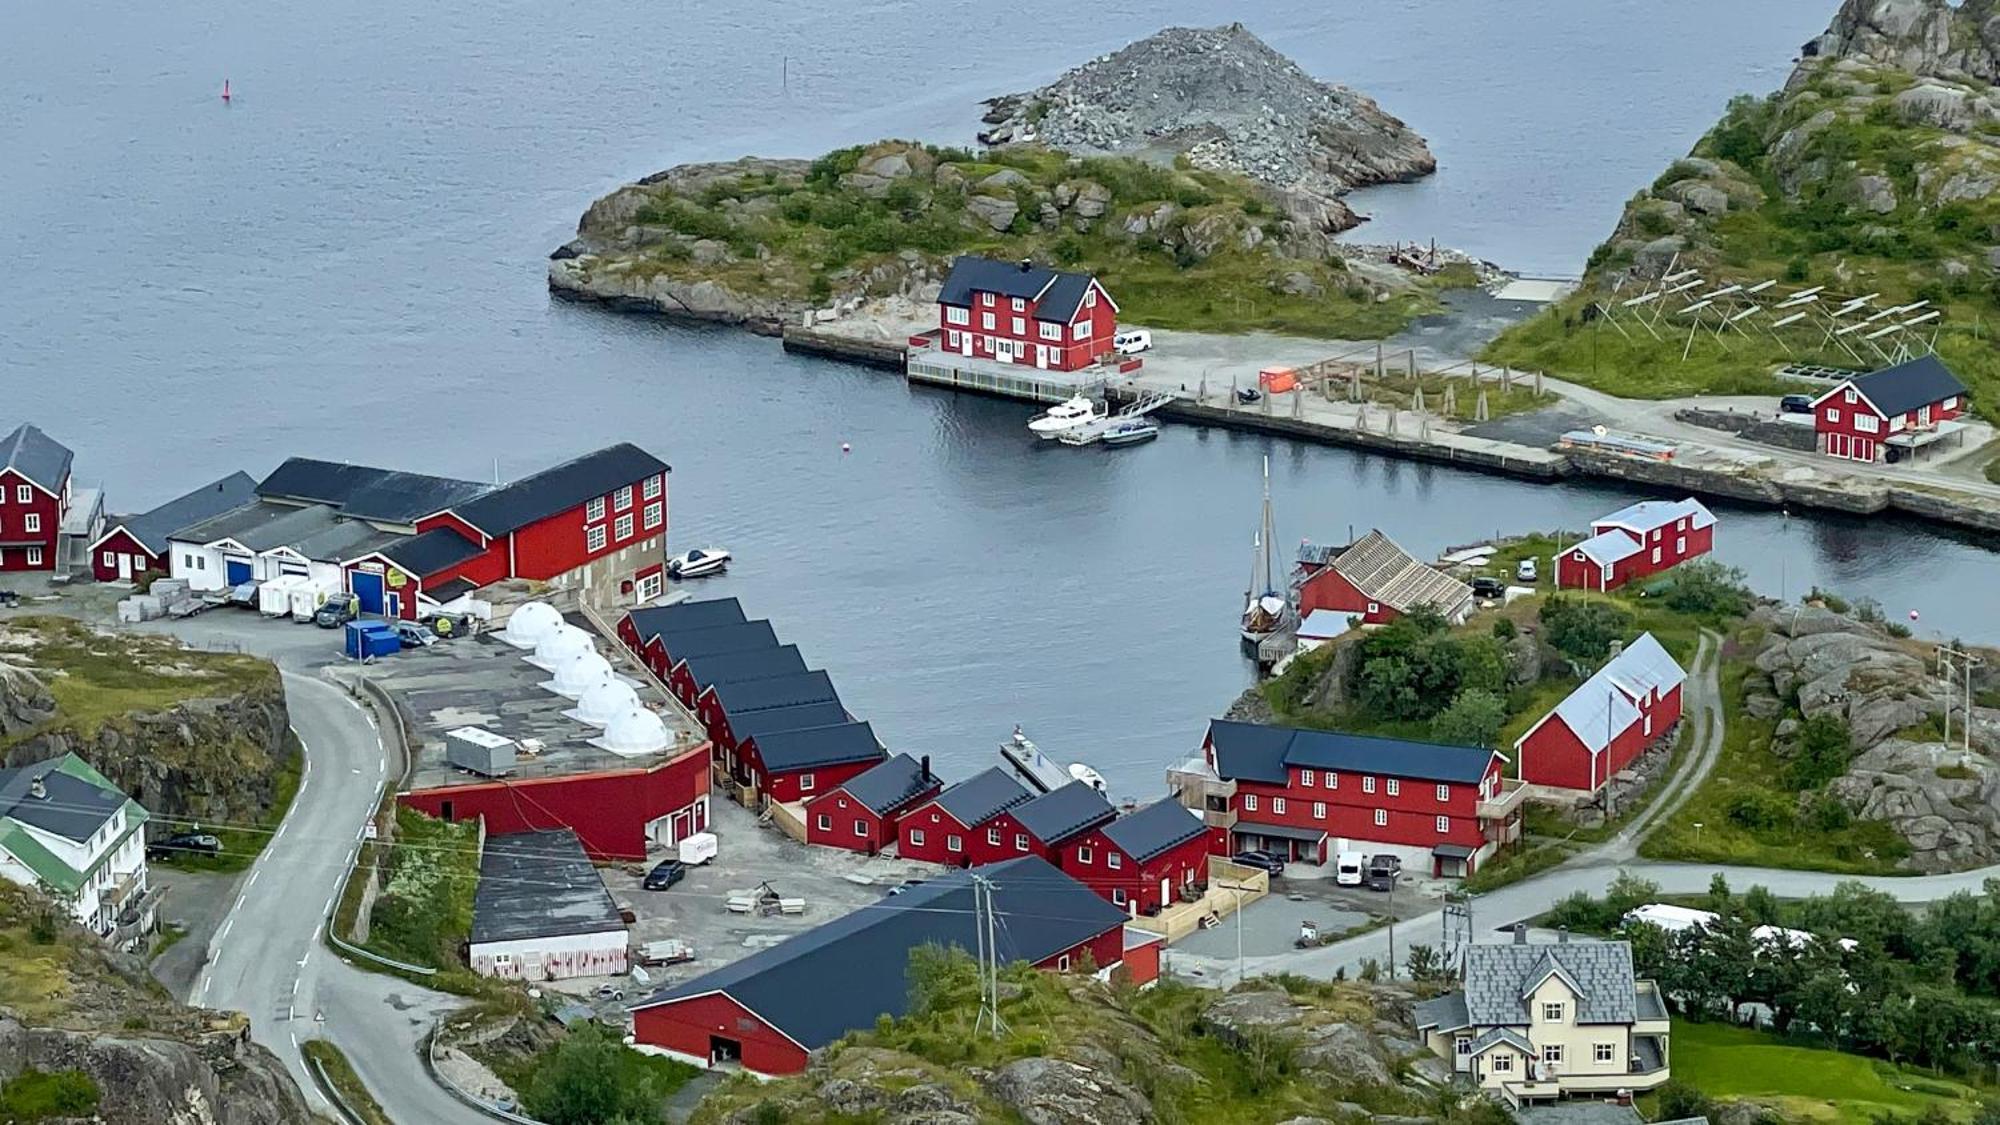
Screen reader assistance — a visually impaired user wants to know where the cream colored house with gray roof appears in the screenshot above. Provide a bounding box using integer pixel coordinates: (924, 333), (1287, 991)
(1414, 931), (1670, 1108)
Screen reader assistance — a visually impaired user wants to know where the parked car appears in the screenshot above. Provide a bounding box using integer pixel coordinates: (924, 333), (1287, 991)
(421, 612), (473, 639)
(1231, 850), (1286, 877)
(148, 832), (222, 860)
(1113, 329), (1153, 355)
(1236, 387), (1263, 404)
(391, 621), (437, 648)
(1780, 393), (1816, 414)
(1470, 576), (1505, 600)
(1516, 557), (1539, 583)
(1334, 851), (1365, 886)
(642, 859), (686, 891)
(1365, 854), (1402, 892)
(593, 984), (626, 1002)
(314, 593), (359, 629)
(885, 878), (928, 897)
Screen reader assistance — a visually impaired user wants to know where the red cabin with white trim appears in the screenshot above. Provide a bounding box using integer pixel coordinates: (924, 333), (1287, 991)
(1812, 355), (1967, 463)
(1515, 633), (1686, 793)
(935, 255), (1118, 372)
(1554, 497), (1715, 592)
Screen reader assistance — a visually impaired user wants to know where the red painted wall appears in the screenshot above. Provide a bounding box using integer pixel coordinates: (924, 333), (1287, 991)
(0, 469), (63, 572)
(752, 753), (880, 806)
(1122, 938), (1161, 986)
(1059, 827), (1210, 916)
(1815, 382), (1963, 462)
(937, 280), (1118, 373)
(631, 993), (811, 1076)
(899, 804), (1043, 867)
(90, 527), (163, 583)
(505, 471), (666, 582)
(1520, 682), (1682, 792)
(1037, 927), (1123, 975)
(398, 745), (710, 860)
(804, 781), (944, 853)
(1297, 566), (1397, 625)
(341, 558), (422, 620)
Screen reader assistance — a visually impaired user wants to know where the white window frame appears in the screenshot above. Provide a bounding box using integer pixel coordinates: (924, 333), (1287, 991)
(946, 306), (969, 326)
(1301, 769), (1315, 787)
(981, 312), (996, 331)
(586, 496), (605, 522)
(1011, 316), (1025, 335)
(1328, 772), (1337, 790)
(1853, 412), (1880, 434)
(1076, 845), (1093, 865)
(1312, 801), (1326, 820)
(614, 513), (634, 541)
(1594, 1042), (1616, 1064)
(614, 485), (633, 510)
(102, 550), (115, 567)
(1074, 320), (1092, 340)
(1386, 778), (1400, 797)
(1083, 288), (1097, 308)
(1107, 852), (1122, 870)
(909, 829), (926, 847)
(1272, 797), (1287, 815)
(1826, 408), (1841, 424)
(798, 773), (815, 791)
(643, 473), (663, 500)
(1015, 833), (1029, 852)
(1542, 1044), (1564, 1066)
(644, 502), (663, 531)
(816, 814), (831, 831)
(1039, 321), (1061, 341)
(947, 834), (963, 853)
(1436, 784), (1449, 802)
(1491, 1054), (1514, 1074)
(586, 524), (607, 553)
(1362, 776), (1376, 794)
(1010, 297), (1024, 312)
(1373, 808), (1387, 827)
(1243, 794), (1258, 812)
(14, 485), (27, 504)
(1057, 953), (1072, 970)
(1436, 815), (1449, 833)
(23, 513), (39, 534)
(854, 819), (868, 837)
(25, 547), (41, 567)
(1543, 1002), (1565, 1023)
(1111, 888), (1127, 906)
(987, 827), (1001, 846)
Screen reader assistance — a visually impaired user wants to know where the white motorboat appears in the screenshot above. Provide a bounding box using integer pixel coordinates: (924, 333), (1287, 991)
(1067, 762), (1109, 794)
(1027, 395), (1105, 439)
(667, 547), (730, 579)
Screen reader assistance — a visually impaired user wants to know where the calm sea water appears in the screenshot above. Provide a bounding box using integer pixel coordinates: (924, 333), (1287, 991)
(6, 0), (1976, 796)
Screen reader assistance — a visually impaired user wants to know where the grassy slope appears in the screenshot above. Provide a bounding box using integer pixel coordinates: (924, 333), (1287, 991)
(1486, 65), (2000, 412)
(1660, 1019), (1988, 1122)
(358, 808), (480, 982)
(154, 734), (303, 875)
(0, 616), (276, 747)
(596, 141), (1457, 339)
(301, 1040), (393, 1125)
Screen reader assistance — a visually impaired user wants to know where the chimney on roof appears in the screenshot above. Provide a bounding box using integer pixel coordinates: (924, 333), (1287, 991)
(920, 754), (932, 782)
(1607, 638), (1624, 660)
(1559, 926), (1570, 944)
(1018, 258), (1032, 272)
(28, 774), (47, 801)
(1513, 922), (1527, 945)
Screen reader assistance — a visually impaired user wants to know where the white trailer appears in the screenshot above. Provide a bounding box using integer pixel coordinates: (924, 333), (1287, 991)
(289, 580), (333, 622)
(258, 575), (300, 617)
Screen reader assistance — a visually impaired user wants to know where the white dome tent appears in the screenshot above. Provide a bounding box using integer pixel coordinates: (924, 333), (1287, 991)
(567, 679), (640, 727)
(501, 601), (562, 649)
(527, 623), (594, 670)
(546, 651), (614, 698)
(596, 707), (670, 757)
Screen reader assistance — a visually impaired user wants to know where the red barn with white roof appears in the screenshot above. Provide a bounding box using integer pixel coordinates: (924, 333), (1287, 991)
(935, 255), (1117, 372)
(1515, 633), (1686, 793)
(1555, 497), (1715, 592)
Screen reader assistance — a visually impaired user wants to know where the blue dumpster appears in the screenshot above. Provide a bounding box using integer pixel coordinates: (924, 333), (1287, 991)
(344, 621), (401, 659)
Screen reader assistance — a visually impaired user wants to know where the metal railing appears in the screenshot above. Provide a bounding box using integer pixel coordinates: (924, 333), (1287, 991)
(424, 1019), (549, 1125)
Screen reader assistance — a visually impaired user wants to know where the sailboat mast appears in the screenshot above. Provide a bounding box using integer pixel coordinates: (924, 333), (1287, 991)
(1258, 456), (1277, 595)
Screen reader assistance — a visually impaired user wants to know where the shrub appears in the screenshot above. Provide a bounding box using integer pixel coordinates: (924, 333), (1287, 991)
(1704, 93), (1777, 168)
(1787, 714), (1854, 791)
(1663, 560), (1752, 618)
(1491, 618), (1517, 640)
(1808, 586), (1851, 613)
(1539, 596), (1633, 667)
(1805, 791), (1853, 831)
(521, 1026), (668, 1125)
(1656, 1079), (1715, 1120)
(0, 1069), (101, 1121)
(1727, 789), (1793, 831)
(1432, 689), (1509, 748)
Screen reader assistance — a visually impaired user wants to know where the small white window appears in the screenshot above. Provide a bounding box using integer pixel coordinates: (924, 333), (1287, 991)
(816, 814), (831, 831)
(1436, 784), (1449, 802)
(643, 474), (663, 499)
(1594, 1042), (1616, 1064)
(1074, 321), (1092, 340)
(1076, 845), (1093, 864)
(946, 306), (969, 326)
(1543, 1002), (1565, 1023)
(586, 525), (607, 552)
(1272, 797), (1287, 815)
(1300, 769), (1315, 787)
(1107, 852), (1121, 870)
(1083, 288), (1097, 308)
(1367, 601), (1379, 614)
(102, 551), (115, 566)
(1011, 317), (1025, 335)
(14, 485), (27, 504)
(853, 819), (867, 837)
(1312, 802), (1326, 819)
(1111, 888), (1127, 905)
(614, 485), (633, 510)
(986, 827), (1001, 846)
(1057, 952), (1072, 970)
(25, 547), (40, 567)
(1436, 815), (1449, 833)
(1015, 833), (1029, 852)
(1844, 388), (1856, 402)
(1039, 322), (1061, 341)
(1945, 396), (1959, 410)
(910, 829), (926, 847)
(23, 513), (39, 534)
(1362, 776), (1376, 794)
(614, 513), (634, 541)
(1827, 408), (1841, 423)
(947, 834), (963, 853)
(799, 773), (815, 791)
(1386, 779), (1400, 797)
(1244, 794), (1259, 812)
(982, 312), (996, 331)
(1676, 536), (1686, 554)
(1491, 1055), (1514, 1074)
(1328, 772), (1338, 790)
(586, 496), (605, 521)
(644, 502), (663, 531)
(1373, 809), (1387, 827)
(1542, 1044), (1564, 1065)
(1011, 297), (1024, 312)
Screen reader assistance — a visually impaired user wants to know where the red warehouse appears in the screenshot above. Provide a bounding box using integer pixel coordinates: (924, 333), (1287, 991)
(1178, 720), (1526, 878)
(1812, 355), (1969, 463)
(0, 425), (74, 573)
(646, 620), (779, 686)
(935, 255), (1118, 373)
(1296, 529), (1474, 627)
(668, 645), (805, 710)
(617, 598), (747, 658)
(1009, 781), (1117, 862)
(897, 767), (1034, 867)
(1515, 632), (1685, 794)
(1063, 798), (1210, 917)
(90, 472), (256, 584)
(629, 857), (1148, 1076)
(735, 720), (884, 806)
(804, 752), (941, 854)
(1555, 497), (1715, 593)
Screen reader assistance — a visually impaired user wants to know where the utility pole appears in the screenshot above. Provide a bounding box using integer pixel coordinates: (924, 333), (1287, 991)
(1386, 873), (1396, 980)
(1939, 644), (1983, 756)
(1217, 880), (1255, 985)
(973, 875), (1007, 1037)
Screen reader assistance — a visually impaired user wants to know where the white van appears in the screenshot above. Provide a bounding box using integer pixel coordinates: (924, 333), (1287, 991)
(1113, 329), (1152, 355)
(1335, 851), (1365, 887)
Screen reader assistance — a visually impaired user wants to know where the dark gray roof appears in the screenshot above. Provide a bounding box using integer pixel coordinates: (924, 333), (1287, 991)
(175, 501), (343, 553)
(748, 721), (884, 774)
(0, 760), (123, 841)
(0, 425), (73, 494)
(657, 621), (779, 664)
(1464, 941), (1639, 1026)
(257, 458), (491, 524)
(680, 645), (806, 696)
(930, 766), (1032, 828)
(725, 700), (851, 743)
(631, 857), (1125, 1048)
(938, 255), (1099, 322)
(1467, 1027), (1536, 1057)
(1413, 991), (1472, 1033)
(431, 577), (479, 602)
(454, 444), (669, 537)
(1012, 781), (1115, 847)
(285, 521), (403, 564)
(1102, 798), (1204, 862)
(1206, 719), (1496, 786)
(375, 527), (486, 578)
(1234, 818), (1327, 843)
(469, 829), (626, 945)
(627, 599), (745, 643)
(711, 670), (839, 715)
(107, 472), (258, 554)
(1843, 354), (1967, 418)
(827, 753), (937, 815)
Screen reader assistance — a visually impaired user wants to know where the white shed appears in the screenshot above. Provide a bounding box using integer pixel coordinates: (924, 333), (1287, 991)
(467, 830), (628, 982)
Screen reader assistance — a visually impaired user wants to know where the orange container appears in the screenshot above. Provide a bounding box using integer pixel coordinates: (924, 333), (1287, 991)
(1259, 366), (1298, 394)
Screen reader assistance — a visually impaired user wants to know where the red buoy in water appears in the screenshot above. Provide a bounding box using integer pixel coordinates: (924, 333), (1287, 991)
(221, 79), (232, 102)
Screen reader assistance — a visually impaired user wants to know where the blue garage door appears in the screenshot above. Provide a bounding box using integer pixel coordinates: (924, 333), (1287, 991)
(351, 571), (385, 616)
(225, 558), (253, 585)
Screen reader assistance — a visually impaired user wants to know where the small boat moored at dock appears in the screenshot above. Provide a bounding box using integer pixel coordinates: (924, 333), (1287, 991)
(667, 547), (731, 578)
(1099, 418), (1159, 446)
(1027, 395), (1106, 439)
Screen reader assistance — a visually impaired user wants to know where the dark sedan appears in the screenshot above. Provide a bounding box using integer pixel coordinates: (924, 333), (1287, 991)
(148, 832), (223, 860)
(642, 859), (686, 891)
(1231, 850), (1286, 877)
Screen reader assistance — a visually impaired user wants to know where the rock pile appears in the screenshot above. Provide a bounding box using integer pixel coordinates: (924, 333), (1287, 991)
(980, 23), (1435, 233)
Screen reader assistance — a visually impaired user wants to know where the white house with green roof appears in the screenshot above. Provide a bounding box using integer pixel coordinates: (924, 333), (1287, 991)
(0, 753), (156, 951)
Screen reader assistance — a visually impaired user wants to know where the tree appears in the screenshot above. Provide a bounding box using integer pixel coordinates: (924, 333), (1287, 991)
(1432, 689), (1508, 748)
(1787, 714), (1855, 791)
(1663, 559), (1752, 618)
(1654, 1079), (1714, 1121)
(521, 1026), (663, 1125)
(1538, 596), (1632, 668)
(1742, 884), (1782, 927)
(1404, 943), (1454, 985)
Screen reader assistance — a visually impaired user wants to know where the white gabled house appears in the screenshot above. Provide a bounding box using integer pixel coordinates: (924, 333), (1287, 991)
(0, 754), (157, 951)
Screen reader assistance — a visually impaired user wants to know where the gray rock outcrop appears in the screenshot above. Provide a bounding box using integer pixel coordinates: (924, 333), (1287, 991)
(979, 23), (1435, 234)
(1827, 740), (2000, 870)
(983, 1056), (1153, 1125)
(0, 1017), (312, 1125)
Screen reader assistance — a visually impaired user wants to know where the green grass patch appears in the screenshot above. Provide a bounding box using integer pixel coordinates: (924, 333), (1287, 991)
(1461, 840), (1574, 893)
(0, 1067), (100, 1122)
(357, 808), (479, 980)
(302, 1040), (393, 1125)
(1659, 1019), (1987, 1122)
(154, 733), (303, 874)
(0, 616), (277, 748)
(145, 922), (188, 963)
(490, 1023), (699, 1125)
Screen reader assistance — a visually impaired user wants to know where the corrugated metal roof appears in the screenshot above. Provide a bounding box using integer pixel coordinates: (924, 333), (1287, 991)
(1328, 530), (1474, 617)
(256, 458), (491, 524)
(710, 670), (839, 715)
(109, 472), (258, 554)
(1534, 633), (1686, 754)
(1011, 781), (1115, 846)
(626, 599), (746, 644)
(454, 444), (669, 537)
(1592, 496), (1715, 536)
(1568, 528), (1643, 568)
(931, 766), (1032, 827)
(830, 753), (937, 815)
(1101, 799), (1204, 862)
(469, 829), (626, 945)
(747, 721), (883, 773)
(1207, 720), (1497, 785)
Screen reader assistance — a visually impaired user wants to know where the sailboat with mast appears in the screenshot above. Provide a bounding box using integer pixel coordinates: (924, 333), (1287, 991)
(1240, 456), (1290, 647)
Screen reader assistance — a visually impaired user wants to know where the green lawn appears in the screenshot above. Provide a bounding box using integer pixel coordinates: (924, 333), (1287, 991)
(1660, 1019), (1988, 1122)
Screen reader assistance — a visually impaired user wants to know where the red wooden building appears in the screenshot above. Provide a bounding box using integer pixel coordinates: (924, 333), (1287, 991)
(1812, 355), (1968, 463)
(804, 752), (940, 854)
(1009, 781), (1117, 862)
(897, 767), (1034, 866)
(692, 670), (839, 743)
(0, 425), (73, 573)
(669, 645), (805, 710)
(629, 857), (1149, 1076)
(1061, 798), (1209, 917)
(935, 255), (1118, 373)
(1555, 497), (1715, 593)
(713, 700), (849, 776)
(1295, 530), (1474, 626)
(617, 597), (747, 655)
(1188, 720), (1524, 878)
(399, 743), (710, 861)
(733, 720), (883, 805)
(1514, 633), (1685, 793)
(90, 472), (257, 584)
